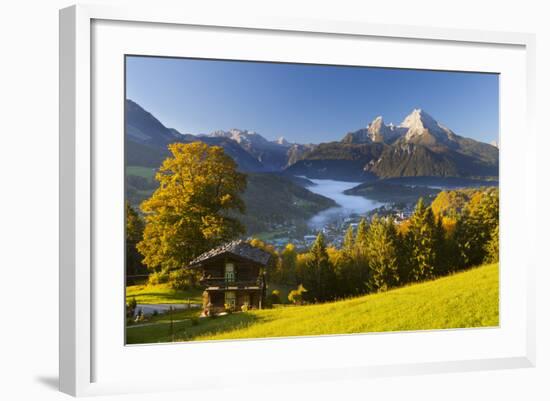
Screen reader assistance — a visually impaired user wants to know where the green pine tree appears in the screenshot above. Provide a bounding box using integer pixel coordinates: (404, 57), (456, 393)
(304, 232), (336, 302)
(353, 217), (371, 291)
(343, 225), (355, 255)
(364, 216), (400, 292)
(332, 225), (361, 297)
(355, 218), (368, 250)
(406, 198), (438, 282)
(453, 189), (499, 268)
(434, 216), (449, 276)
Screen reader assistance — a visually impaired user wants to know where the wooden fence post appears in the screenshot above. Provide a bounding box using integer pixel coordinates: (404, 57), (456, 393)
(170, 306), (174, 342)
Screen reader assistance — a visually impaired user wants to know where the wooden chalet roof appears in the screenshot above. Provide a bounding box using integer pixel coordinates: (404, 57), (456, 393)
(188, 240), (271, 267)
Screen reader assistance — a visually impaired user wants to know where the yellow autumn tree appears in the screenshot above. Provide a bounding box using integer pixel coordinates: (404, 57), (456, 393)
(430, 190), (470, 217)
(137, 142), (247, 270)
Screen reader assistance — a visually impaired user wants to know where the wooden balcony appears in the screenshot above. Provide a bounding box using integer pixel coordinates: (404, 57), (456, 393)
(199, 276), (264, 290)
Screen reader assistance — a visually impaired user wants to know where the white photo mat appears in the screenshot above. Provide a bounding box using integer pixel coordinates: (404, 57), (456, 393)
(60, 4), (536, 397)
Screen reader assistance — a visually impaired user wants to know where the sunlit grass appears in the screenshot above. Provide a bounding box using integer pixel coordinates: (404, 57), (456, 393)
(126, 263), (498, 344)
(126, 283), (203, 305)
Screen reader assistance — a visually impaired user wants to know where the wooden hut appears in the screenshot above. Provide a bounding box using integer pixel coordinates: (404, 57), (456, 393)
(187, 240), (271, 314)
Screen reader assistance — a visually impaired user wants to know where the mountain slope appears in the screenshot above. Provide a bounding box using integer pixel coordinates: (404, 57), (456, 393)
(205, 129), (290, 171)
(198, 136), (266, 171)
(285, 142), (385, 181)
(344, 180), (441, 203)
(125, 99), (182, 147)
(237, 173), (337, 233)
(366, 143), (457, 177)
(285, 143), (317, 166)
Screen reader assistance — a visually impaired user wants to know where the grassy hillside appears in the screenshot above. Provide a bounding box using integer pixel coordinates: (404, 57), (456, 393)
(125, 165), (157, 207)
(126, 165), (156, 179)
(126, 283), (203, 305)
(127, 263), (498, 344)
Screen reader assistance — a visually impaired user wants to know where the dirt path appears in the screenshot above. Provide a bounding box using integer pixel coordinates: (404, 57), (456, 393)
(134, 303), (201, 316)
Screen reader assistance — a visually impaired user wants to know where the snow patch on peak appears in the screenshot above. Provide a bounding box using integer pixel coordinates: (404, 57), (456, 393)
(208, 129), (272, 146)
(400, 108), (436, 129)
(372, 115), (383, 123)
(366, 115), (402, 143)
(274, 136), (290, 146)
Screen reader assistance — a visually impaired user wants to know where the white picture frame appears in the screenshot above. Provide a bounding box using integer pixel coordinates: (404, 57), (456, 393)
(59, 3), (536, 397)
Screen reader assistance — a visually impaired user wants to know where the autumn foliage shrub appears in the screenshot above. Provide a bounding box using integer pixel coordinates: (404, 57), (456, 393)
(147, 270), (169, 286)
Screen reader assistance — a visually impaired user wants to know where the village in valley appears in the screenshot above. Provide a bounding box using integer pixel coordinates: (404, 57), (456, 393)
(262, 202), (416, 251)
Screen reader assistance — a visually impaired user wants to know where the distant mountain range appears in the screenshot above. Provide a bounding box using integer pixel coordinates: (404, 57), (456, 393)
(203, 129), (291, 171)
(125, 99), (498, 181)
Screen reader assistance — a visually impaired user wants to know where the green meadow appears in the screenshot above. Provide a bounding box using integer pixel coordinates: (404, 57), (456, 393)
(126, 283), (203, 305)
(126, 263), (498, 344)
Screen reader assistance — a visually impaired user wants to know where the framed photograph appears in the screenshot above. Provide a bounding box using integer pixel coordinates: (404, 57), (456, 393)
(59, 4), (536, 396)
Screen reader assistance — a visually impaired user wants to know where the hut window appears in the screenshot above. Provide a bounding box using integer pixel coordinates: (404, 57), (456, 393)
(225, 291), (236, 309)
(225, 262), (235, 283)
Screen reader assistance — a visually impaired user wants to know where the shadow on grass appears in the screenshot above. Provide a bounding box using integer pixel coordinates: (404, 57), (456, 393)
(128, 289), (197, 297)
(125, 285), (203, 304)
(126, 312), (262, 345)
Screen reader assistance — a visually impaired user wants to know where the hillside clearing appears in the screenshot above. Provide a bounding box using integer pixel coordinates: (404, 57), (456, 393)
(126, 165), (156, 180)
(126, 283), (203, 305)
(127, 263), (498, 344)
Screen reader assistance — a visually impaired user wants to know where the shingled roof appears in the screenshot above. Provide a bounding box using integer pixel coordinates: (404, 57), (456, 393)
(188, 240), (271, 267)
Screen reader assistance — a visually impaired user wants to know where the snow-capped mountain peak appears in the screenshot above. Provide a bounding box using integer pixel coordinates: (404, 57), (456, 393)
(400, 108), (435, 129)
(366, 115), (402, 143)
(399, 108), (454, 142)
(274, 136), (290, 146)
(203, 128), (293, 170)
(207, 129), (294, 150)
(207, 129), (270, 147)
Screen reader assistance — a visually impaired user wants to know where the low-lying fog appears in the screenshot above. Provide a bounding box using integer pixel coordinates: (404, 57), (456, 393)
(305, 179), (381, 229)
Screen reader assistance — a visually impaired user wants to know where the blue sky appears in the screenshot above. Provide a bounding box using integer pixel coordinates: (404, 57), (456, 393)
(126, 56), (499, 144)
